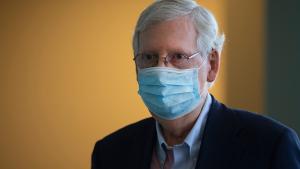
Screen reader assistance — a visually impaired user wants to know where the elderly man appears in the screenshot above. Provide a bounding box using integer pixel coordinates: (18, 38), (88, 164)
(92, 0), (300, 169)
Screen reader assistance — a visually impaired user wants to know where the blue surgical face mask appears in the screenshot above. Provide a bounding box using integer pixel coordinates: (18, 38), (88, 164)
(137, 67), (201, 120)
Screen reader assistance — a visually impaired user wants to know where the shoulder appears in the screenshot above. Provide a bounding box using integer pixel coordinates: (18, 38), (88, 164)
(210, 98), (300, 166)
(94, 117), (155, 148)
(91, 117), (156, 168)
(225, 104), (293, 140)
(210, 96), (299, 147)
(226, 106), (300, 167)
(233, 107), (287, 133)
(221, 102), (300, 149)
(208, 93), (291, 137)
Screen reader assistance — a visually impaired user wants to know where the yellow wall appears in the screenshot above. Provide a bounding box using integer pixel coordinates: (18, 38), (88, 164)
(226, 0), (265, 113)
(0, 1), (263, 169)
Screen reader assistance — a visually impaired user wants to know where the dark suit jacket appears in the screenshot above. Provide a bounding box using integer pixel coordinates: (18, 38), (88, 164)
(92, 96), (300, 169)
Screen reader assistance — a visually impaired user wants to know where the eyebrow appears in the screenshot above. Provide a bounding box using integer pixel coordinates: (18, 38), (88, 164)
(139, 49), (192, 55)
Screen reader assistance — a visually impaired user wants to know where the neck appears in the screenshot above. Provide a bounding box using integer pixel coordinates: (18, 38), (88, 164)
(158, 94), (208, 146)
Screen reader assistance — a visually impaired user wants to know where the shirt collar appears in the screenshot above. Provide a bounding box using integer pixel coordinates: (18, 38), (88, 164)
(184, 94), (211, 156)
(155, 94), (212, 157)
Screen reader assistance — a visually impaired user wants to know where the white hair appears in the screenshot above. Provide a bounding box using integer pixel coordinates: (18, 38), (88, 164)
(132, 0), (225, 57)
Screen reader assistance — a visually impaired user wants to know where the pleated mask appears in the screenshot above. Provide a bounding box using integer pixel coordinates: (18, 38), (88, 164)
(137, 67), (201, 120)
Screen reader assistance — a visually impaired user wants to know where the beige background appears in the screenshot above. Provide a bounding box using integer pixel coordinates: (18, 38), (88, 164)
(0, 1), (264, 169)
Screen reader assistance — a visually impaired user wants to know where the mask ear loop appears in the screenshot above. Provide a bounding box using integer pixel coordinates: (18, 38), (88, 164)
(190, 51), (209, 70)
(193, 49), (214, 103)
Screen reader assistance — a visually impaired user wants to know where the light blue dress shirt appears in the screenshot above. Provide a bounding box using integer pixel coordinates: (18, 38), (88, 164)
(155, 94), (212, 169)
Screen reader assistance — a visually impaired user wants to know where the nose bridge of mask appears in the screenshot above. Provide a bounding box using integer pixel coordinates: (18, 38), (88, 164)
(138, 67), (195, 86)
(138, 84), (194, 96)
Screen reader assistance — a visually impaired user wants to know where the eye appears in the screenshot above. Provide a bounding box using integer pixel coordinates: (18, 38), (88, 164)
(142, 54), (156, 60)
(173, 53), (187, 60)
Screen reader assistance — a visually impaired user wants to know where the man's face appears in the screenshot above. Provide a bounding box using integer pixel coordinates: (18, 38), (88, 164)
(138, 16), (210, 97)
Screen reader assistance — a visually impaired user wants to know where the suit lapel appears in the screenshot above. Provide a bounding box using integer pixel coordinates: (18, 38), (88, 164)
(195, 96), (245, 169)
(133, 118), (157, 169)
(135, 97), (246, 169)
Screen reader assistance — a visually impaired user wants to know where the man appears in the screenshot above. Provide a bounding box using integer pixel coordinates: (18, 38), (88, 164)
(92, 0), (300, 169)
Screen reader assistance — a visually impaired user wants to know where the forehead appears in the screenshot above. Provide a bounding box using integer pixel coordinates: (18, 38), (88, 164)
(139, 16), (197, 53)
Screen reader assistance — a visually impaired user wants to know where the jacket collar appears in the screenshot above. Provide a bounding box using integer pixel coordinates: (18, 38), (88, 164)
(139, 95), (245, 169)
(195, 95), (244, 169)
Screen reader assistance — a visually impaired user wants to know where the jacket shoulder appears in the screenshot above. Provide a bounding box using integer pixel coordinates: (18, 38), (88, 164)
(96, 117), (155, 147)
(221, 105), (300, 168)
(229, 107), (290, 135)
(220, 104), (299, 148)
(92, 117), (156, 169)
(210, 95), (290, 137)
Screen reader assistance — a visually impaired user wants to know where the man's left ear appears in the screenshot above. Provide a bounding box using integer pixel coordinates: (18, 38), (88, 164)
(207, 49), (220, 82)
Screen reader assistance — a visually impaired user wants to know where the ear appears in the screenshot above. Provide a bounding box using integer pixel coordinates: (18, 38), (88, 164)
(207, 49), (220, 82)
